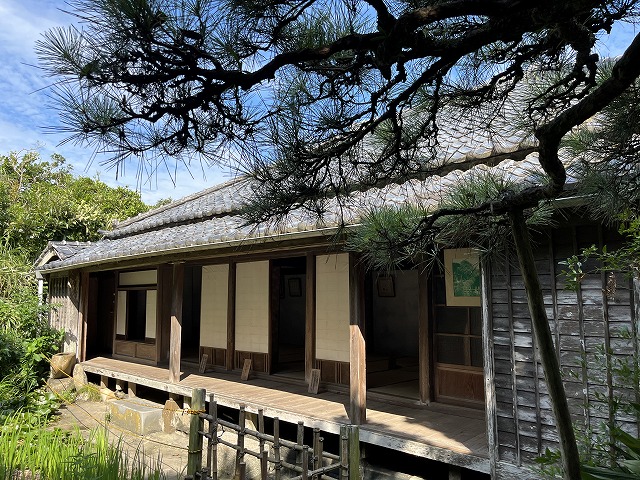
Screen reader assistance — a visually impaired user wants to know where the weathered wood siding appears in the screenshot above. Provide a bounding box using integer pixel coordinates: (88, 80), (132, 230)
(487, 221), (639, 478)
(48, 271), (81, 355)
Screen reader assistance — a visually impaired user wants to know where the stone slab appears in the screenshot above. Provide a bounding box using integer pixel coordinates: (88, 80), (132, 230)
(107, 399), (163, 436)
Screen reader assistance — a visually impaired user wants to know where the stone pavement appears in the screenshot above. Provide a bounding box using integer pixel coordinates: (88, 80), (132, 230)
(48, 378), (190, 480)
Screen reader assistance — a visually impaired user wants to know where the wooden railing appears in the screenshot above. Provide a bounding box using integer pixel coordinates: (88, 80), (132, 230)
(185, 388), (359, 480)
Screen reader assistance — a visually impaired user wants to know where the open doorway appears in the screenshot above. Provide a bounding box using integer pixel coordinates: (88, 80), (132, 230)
(365, 270), (420, 400)
(181, 265), (202, 364)
(271, 257), (306, 377)
(86, 272), (115, 359)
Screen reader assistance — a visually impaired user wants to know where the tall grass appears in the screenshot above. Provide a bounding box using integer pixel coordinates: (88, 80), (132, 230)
(0, 416), (165, 480)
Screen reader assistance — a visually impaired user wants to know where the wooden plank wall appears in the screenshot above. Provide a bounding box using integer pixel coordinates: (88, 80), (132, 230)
(48, 271), (81, 355)
(489, 220), (639, 477)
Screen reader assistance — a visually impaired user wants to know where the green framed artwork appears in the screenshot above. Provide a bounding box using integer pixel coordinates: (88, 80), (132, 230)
(444, 248), (481, 307)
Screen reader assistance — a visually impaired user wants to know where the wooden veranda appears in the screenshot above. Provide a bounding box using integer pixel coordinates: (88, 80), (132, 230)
(82, 356), (490, 474)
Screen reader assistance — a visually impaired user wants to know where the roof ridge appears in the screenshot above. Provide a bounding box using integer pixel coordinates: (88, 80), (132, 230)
(111, 175), (247, 231)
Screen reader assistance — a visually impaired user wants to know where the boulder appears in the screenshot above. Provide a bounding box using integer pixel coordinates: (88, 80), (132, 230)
(72, 364), (88, 392)
(50, 352), (76, 379)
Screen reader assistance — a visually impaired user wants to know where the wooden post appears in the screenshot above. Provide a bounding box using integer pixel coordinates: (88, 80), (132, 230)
(296, 421), (304, 466)
(169, 263), (185, 383)
(302, 446), (309, 480)
(339, 425), (348, 480)
(305, 254), (316, 382)
(258, 408), (265, 454)
(274, 417), (282, 480)
(448, 465), (462, 480)
(481, 260), (499, 479)
(187, 388), (205, 476)
(128, 382), (137, 398)
(210, 396), (218, 480)
(260, 450), (268, 480)
(349, 254), (366, 425)
(418, 268), (431, 404)
(100, 376), (108, 389)
(236, 405), (246, 473)
(510, 210), (580, 480)
(347, 425), (360, 480)
(312, 428), (321, 479)
(226, 262), (236, 370)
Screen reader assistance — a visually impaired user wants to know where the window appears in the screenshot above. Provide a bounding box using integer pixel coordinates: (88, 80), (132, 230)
(116, 270), (157, 343)
(433, 270), (482, 368)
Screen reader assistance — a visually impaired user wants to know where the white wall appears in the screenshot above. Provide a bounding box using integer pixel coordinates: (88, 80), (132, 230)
(200, 264), (229, 349)
(235, 261), (270, 353)
(145, 290), (157, 339)
(315, 254), (350, 362)
(116, 290), (127, 336)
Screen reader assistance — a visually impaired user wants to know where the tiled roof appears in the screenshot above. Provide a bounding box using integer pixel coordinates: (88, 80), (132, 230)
(34, 240), (92, 269)
(37, 151), (570, 272)
(104, 95), (533, 240)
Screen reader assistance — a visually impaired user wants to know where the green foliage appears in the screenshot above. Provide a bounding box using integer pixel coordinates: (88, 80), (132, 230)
(0, 149), (149, 419)
(0, 150), (148, 260)
(348, 168), (555, 271)
(0, 417), (165, 480)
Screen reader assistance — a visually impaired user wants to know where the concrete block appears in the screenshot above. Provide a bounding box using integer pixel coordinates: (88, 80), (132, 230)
(107, 399), (163, 436)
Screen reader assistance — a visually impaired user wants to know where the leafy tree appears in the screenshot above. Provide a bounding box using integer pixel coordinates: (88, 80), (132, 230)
(35, 1), (640, 478)
(0, 150), (150, 417)
(0, 151), (149, 260)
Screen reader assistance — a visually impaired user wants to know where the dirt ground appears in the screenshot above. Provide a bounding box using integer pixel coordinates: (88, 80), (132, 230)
(48, 378), (190, 480)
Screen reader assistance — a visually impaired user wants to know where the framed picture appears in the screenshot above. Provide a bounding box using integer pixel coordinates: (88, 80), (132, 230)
(288, 277), (302, 297)
(444, 248), (481, 307)
(376, 275), (395, 297)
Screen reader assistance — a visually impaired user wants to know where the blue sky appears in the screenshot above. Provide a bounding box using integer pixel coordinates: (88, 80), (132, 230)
(0, 1), (637, 204)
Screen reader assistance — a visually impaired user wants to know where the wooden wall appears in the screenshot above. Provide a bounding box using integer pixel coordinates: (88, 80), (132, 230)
(48, 271), (81, 355)
(486, 220), (639, 478)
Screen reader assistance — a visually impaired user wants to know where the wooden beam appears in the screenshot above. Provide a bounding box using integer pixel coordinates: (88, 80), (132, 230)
(349, 253), (366, 425)
(78, 271), (90, 362)
(226, 262), (236, 370)
(305, 254), (316, 382)
(418, 268), (431, 404)
(481, 261), (499, 479)
(169, 263), (184, 383)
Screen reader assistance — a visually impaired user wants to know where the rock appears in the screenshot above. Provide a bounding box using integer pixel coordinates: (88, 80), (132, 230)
(50, 352), (76, 379)
(72, 364), (88, 392)
(162, 399), (180, 433)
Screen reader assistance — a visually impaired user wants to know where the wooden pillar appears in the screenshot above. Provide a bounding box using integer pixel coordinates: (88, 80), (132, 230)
(226, 262), (236, 370)
(418, 268), (431, 404)
(78, 271), (90, 362)
(482, 261), (499, 479)
(349, 254), (366, 425)
(305, 254), (316, 382)
(169, 262), (185, 383)
(128, 382), (137, 397)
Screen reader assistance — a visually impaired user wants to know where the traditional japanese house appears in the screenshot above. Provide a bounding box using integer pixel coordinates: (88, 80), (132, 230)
(36, 138), (640, 479)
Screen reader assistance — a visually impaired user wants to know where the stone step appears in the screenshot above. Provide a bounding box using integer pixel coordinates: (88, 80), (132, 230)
(107, 398), (163, 436)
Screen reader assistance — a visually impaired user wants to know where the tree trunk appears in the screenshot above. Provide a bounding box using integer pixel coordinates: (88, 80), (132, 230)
(509, 210), (581, 480)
